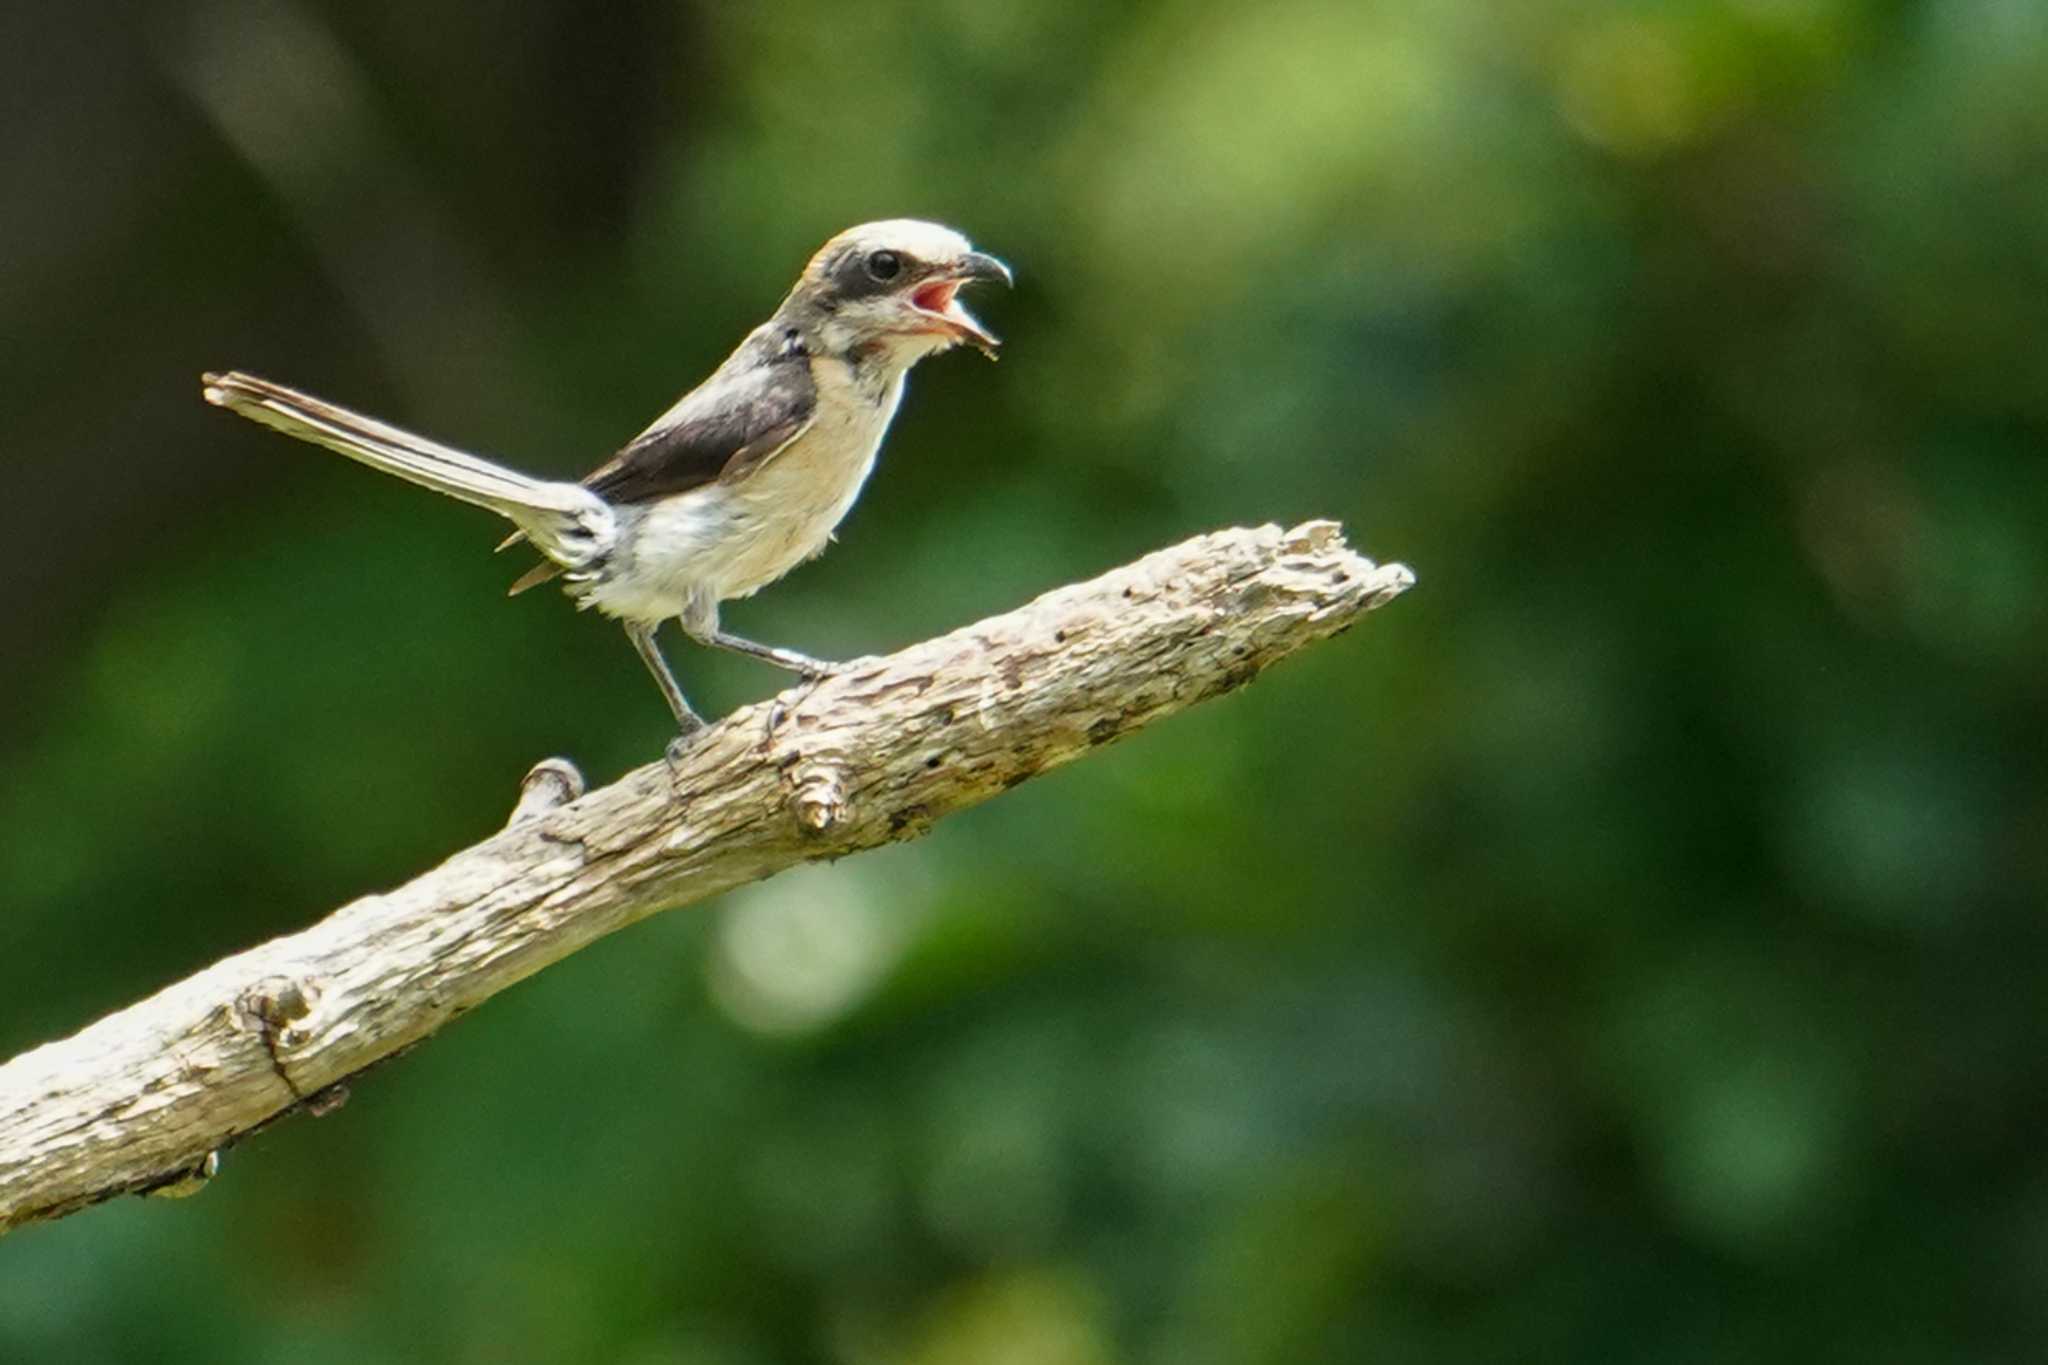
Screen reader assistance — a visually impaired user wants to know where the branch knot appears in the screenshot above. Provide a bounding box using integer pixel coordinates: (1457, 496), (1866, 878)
(787, 757), (851, 834)
(236, 975), (323, 1099)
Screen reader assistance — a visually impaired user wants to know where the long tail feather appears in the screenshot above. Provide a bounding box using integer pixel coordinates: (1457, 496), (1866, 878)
(202, 371), (613, 569)
(506, 559), (566, 596)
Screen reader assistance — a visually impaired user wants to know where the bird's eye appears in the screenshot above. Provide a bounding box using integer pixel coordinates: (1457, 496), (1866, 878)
(865, 249), (904, 282)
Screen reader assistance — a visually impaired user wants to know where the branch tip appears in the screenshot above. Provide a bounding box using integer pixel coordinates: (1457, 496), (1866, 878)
(507, 757), (586, 826)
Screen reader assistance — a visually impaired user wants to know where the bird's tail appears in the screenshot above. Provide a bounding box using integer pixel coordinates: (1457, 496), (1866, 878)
(202, 371), (614, 571)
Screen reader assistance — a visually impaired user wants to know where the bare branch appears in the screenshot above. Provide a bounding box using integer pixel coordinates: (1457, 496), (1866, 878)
(0, 521), (1412, 1235)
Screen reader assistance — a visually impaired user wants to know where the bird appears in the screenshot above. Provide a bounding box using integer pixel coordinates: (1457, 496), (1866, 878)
(204, 219), (1011, 750)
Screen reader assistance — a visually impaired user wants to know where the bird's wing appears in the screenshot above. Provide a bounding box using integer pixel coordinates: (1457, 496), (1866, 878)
(582, 349), (817, 506)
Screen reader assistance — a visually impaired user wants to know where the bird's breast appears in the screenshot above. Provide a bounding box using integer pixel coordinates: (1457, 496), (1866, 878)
(716, 360), (903, 586)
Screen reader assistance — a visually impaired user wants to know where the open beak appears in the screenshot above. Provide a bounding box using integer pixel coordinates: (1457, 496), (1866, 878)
(909, 250), (1013, 359)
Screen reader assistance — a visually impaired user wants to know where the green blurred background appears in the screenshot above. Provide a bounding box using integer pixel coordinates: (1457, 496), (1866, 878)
(4, 0), (2045, 1360)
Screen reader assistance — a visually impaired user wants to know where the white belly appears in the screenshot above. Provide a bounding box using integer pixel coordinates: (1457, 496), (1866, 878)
(582, 364), (904, 624)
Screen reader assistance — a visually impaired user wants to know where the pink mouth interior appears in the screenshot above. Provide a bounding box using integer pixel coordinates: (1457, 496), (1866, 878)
(912, 281), (960, 315)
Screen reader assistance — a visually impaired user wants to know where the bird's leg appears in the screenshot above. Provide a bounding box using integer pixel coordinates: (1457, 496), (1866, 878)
(678, 594), (836, 680)
(703, 631), (838, 679)
(624, 623), (706, 753)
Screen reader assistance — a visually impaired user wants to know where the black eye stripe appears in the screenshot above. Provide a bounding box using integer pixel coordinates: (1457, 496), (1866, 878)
(821, 244), (920, 301)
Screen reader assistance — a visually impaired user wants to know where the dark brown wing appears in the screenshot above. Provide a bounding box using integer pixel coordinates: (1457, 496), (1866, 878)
(581, 341), (816, 506)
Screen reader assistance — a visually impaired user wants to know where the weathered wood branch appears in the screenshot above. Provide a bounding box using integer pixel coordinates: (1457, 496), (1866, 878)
(0, 521), (1412, 1236)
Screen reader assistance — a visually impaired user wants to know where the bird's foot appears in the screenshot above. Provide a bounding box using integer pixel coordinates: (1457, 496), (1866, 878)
(791, 656), (839, 683)
(664, 718), (708, 767)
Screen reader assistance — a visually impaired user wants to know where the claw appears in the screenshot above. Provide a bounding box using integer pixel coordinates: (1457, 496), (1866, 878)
(665, 729), (704, 766)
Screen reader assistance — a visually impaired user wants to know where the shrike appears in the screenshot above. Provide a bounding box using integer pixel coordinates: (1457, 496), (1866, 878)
(205, 220), (1010, 747)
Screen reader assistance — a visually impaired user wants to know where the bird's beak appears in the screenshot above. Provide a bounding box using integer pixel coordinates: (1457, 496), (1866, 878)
(909, 251), (1014, 360)
(956, 251), (1014, 289)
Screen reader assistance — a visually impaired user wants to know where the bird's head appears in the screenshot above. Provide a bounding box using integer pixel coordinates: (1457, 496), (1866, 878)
(790, 220), (1013, 367)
